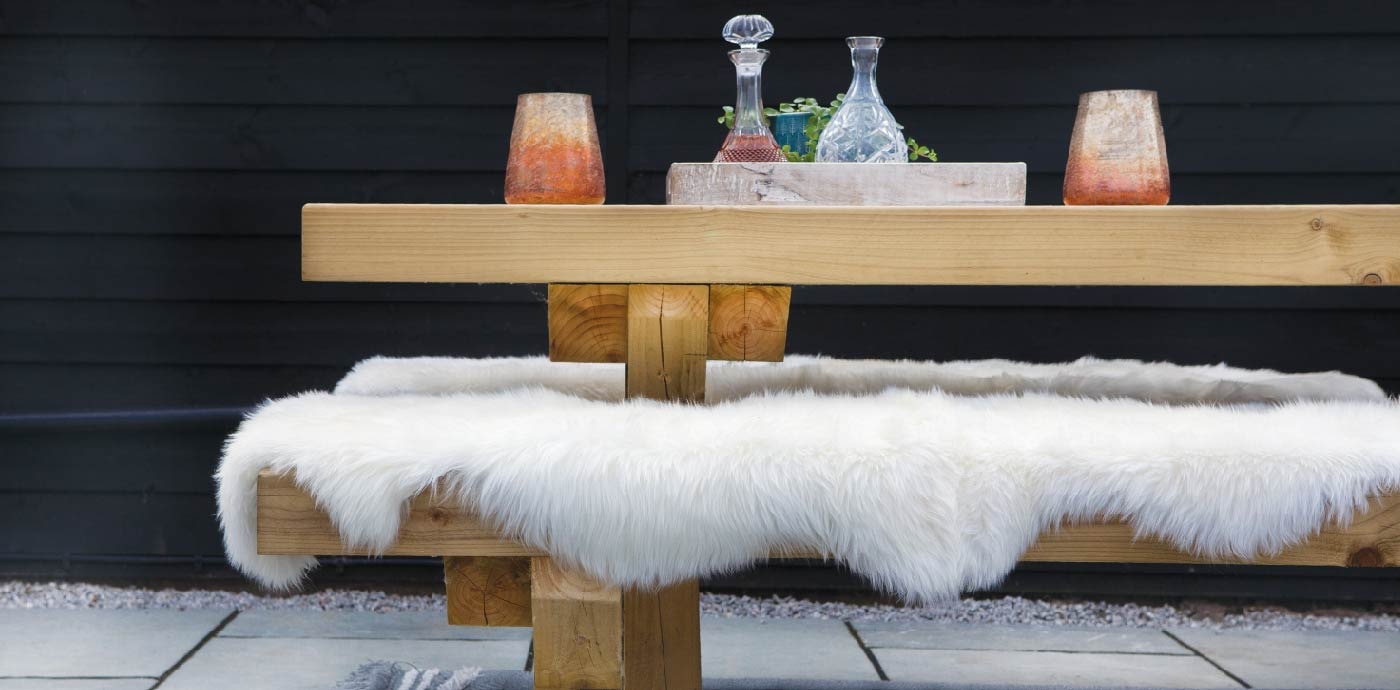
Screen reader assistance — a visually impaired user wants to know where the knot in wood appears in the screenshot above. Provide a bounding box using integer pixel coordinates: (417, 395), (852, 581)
(1310, 217), (1324, 231)
(1346, 547), (1384, 567)
(428, 507), (451, 525)
(1362, 273), (1384, 285)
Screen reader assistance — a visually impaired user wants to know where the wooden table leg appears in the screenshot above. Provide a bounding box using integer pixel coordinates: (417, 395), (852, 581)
(531, 283), (708, 690)
(619, 284), (706, 689)
(626, 284), (709, 403)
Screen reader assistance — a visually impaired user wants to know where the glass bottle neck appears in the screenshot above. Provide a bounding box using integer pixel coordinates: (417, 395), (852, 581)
(729, 49), (770, 134)
(845, 40), (882, 101)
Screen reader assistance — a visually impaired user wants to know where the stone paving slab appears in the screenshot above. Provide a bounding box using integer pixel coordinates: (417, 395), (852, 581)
(222, 610), (530, 640)
(0, 609), (231, 678)
(701, 617), (880, 681)
(854, 622), (1187, 654)
(0, 682), (154, 690)
(158, 637), (528, 690)
(876, 648), (1240, 688)
(1170, 628), (1400, 689)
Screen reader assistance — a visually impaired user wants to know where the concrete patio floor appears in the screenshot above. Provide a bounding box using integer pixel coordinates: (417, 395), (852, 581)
(1, 609), (1397, 690)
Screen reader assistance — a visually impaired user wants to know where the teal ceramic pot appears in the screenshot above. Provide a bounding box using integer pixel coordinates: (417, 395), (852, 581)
(771, 111), (813, 157)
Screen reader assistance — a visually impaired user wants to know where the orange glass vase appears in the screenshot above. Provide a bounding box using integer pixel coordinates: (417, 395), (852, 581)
(504, 93), (605, 204)
(1063, 90), (1170, 205)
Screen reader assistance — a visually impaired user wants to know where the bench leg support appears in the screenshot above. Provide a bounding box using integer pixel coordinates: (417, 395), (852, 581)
(530, 557), (623, 690)
(622, 579), (702, 690)
(530, 557), (700, 690)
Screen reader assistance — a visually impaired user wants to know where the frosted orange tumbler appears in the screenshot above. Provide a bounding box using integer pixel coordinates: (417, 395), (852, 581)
(1063, 90), (1170, 205)
(504, 93), (606, 204)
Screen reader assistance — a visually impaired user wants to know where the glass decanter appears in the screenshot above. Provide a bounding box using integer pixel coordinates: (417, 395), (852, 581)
(816, 36), (907, 163)
(715, 14), (787, 163)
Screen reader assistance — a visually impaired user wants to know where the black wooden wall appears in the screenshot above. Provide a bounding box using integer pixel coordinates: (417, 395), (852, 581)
(3, 1), (1400, 593)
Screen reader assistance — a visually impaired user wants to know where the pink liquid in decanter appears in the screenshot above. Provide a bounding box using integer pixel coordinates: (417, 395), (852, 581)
(715, 131), (787, 162)
(713, 15), (787, 164)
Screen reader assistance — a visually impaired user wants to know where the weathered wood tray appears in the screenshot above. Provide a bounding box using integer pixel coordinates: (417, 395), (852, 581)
(666, 161), (1027, 206)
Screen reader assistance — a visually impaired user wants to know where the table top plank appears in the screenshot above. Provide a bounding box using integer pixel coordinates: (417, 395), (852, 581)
(302, 204), (1400, 286)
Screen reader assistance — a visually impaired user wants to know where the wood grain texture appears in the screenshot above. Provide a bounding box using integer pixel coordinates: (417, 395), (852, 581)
(257, 471), (1400, 567)
(622, 581), (702, 690)
(665, 162), (1026, 206)
(625, 284), (708, 402)
(301, 204), (1400, 286)
(256, 470), (532, 556)
(549, 284), (628, 363)
(548, 283), (790, 363)
(444, 556), (531, 627)
(707, 285), (791, 362)
(1023, 495), (1400, 567)
(620, 285), (706, 689)
(531, 557), (623, 690)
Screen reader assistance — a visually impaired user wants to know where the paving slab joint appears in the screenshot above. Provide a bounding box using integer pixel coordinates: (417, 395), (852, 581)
(149, 610), (240, 689)
(1161, 630), (1252, 689)
(843, 620), (889, 681)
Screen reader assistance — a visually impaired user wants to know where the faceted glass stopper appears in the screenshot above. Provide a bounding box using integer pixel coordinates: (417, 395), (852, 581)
(723, 14), (773, 50)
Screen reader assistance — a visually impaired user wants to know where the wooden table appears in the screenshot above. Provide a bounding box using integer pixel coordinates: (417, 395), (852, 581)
(265, 203), (1400, 690)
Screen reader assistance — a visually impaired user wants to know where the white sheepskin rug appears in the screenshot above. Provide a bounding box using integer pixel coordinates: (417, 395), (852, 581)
(218, 356), (1400, 601)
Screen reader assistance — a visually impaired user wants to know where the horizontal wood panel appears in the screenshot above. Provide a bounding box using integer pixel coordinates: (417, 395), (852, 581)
(0, 427), (228, 493)
(7, 36), (1396, 107)
(630, 1), (1400, 38)
(0, 362), (345, 413)
(6, 301), (1400, 380)
(0, 492), (221, 555)
(631, 105), (1400, 175)
(0, 235), (547, 301)
(0, 38), (607, 105)
(257, 472), (1400, 568)
(0, 0), (610, 37)
(783, 305), (1400, 379)
(0, 105), (606, 172)
(631, 37), (1400, 106)
(0, 171), (508, 235)
(7, 1), (1396, 39)
(0, 300), (545, 366)
(3, 104), (1394, 174)
(301, 204), (1400, 286)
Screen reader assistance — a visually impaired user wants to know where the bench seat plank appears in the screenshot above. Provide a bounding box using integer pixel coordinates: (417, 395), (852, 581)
(256, 470), (1399, 567)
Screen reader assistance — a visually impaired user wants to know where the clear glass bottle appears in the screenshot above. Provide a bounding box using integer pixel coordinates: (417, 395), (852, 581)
(816, 37), (907, 163)
(715, 14), (786, 163)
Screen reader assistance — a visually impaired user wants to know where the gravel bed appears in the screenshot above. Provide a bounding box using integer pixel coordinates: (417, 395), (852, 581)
(3, 581), (1397, 632)
(0, 581), (446, 614)
(699, 593), (1400, 632)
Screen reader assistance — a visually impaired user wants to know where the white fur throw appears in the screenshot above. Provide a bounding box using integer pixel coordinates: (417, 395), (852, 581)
(219, 356), (1399, 600)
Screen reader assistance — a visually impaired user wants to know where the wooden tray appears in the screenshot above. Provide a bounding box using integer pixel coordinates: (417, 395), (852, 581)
(666, 161), (1027, 206)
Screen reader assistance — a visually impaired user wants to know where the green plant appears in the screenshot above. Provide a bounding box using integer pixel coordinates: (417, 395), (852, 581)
(718, 94), (936, 162)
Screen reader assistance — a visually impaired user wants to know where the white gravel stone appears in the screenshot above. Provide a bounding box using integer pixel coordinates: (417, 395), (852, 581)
(2, 581), (1396, 632)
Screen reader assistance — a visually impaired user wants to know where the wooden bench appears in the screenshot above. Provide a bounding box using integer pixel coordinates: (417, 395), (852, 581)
(270, 203), (1400, 690)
